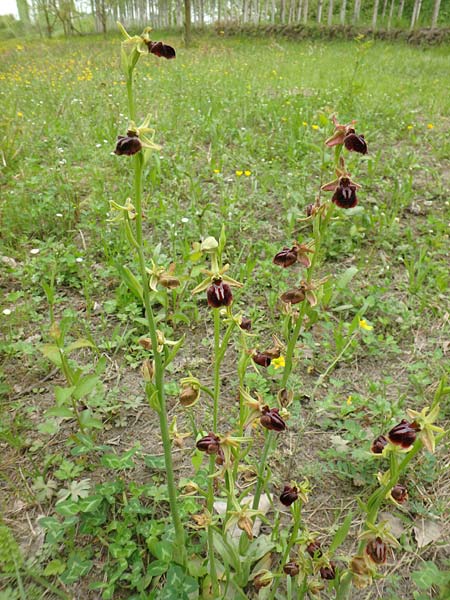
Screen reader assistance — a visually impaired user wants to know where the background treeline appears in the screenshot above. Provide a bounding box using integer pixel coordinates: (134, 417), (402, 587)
(0, 0), (448, 40)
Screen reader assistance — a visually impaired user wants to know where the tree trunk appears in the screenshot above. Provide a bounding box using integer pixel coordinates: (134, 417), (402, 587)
(317, 0), (323, 23)
(302, 0), (308, 23)
(372, 0), (379, 28)
(387, 0), (395, 30)
(381, 0), (388, 19)
(339, 0), (346, 24)
(352, 0), (361, 24)
(397, 0), (404, 18)
(431, 0), (441, 27)
(296, 0), (303, 22)
(327, 0), (333, 25)
(410, 0), (422, 29)
(184, 0), (191, 46)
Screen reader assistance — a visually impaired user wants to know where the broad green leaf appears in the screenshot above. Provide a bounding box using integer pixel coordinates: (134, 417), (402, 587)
(77, 495), (103, 513)
(147, 538), (173, 563)
(143, 454), (166, 470)
(73, 374), (100, 400)
(54, 386), (75, 404)
(79, 410), (103, 430)
(60, 552), (93, 584)
(43, 559), (66, 576)
(55, 499), (81, 517)
(147, 560), (169, 577)
(66, 338), (95, 354)
(40, 344), (62, 367)
(46, 406), (74, 419)
(212, 531), (240, 571)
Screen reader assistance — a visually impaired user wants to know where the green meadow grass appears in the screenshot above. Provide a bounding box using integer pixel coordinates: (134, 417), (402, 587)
(0, 32), (449, 599)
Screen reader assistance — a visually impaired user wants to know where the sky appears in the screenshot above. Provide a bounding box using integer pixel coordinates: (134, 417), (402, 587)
(0, 0), (19, 17)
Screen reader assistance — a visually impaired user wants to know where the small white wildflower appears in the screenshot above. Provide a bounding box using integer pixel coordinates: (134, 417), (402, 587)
(181, 217), (189, 223)
(2, 308), (12, 316)
(76, 257), (83, 263)
(30, 248), (40, 255)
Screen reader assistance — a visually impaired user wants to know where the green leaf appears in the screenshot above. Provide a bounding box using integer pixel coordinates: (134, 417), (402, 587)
(40, 344), (62, 367)
(44, 559), (66, 576)
(77, 495), (103, 513)
(66, 338), (95, 354)
(55, 499), (81, 517)
(147, 538), (173, 563)
(143, 454), (166, 470)
(54, 386), (75, 404)
(147, 560), (169, 577)
(162, 565), (199, 600)
(101, 446), (139, 470)
(329, 512), (353, 554)
(335, 266), (358, 292)
(46, 406), (74, 419)
(79, 410), (103, 430)
(60, 552), (93, 584)
(212, 531), (239, 571)
(191, 449), (204, 473)
(73, 374), (100, 400)
(117, 264), (143, 301)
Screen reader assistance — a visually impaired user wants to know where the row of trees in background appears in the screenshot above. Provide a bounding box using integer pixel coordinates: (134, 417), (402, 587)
(3, 0), (447, 39)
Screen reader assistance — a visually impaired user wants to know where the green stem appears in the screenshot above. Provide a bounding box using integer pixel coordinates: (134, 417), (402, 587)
(206, 308), (222, 597)
(133, 151), (186, 566)
(252, 430), (274, 512)
(281, 301), (307, 388)
(268, 502), (302, 600)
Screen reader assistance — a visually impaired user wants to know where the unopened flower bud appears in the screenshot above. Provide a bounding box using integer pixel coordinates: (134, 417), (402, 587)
(283, 561), (300, 577)
(159, 274), (180, 289)
(196, 433), (220, 454)
(280, 484), (298, 506)
(238, 515), (254, 540)
(306, 541), (322, 558)
(253, 570), (273, 591)
(371, 435), (388, 454)
(179, 384), (200, 408)
(391, 483), (408, 504)
(388, 419), (418, 448)
(207, 281), (233, 308)
(139, 337), (153, 350)
(260, 406), (286, 432)
(365, 537), (387, 564)
(114, 133), (142, 156)
(320, 562), (336, 580)
(141, 359), (154, 382)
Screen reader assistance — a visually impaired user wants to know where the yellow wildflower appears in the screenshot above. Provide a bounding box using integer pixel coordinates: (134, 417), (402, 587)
(302, 121), (308, 126)
(427, 123), (434, 129)
(312, 124), (319, 130)
(17, 112), (23, 117)
(359, 319), (373, 331)
(346, 395), (352, 405)
(407, 125), (413, 130)
(244, 170), (251, 177)
(235, 170), (243, 177)
(213, 169), (220, 174)
(272, 356), (285, 369)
